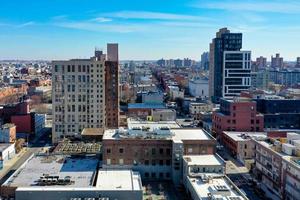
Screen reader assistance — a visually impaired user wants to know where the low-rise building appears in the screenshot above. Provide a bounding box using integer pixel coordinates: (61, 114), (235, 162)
(168, 85), (184, 100)
(222, 131), (266, 166)
(188, 76), (209, 98)
(1, 155), (143, 200)
(182, 154), (248, 200)
(151, 109), (176, 121)
(253, 133), (300, 200)
(0, 123), (16, 143)
(212, 98), (264, 139)
(189, 102), (212, 120)
(128, 103), (166, 119)
(0, 143), (16, 169)
(102, 122), (216, 186)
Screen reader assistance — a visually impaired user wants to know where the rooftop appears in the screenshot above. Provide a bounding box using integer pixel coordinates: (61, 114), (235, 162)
(0, 143), (13, 152)
(103, 128), (214, 141)
(81, 128), (104, 136)
(96, 169), (142, 191)
(223, 132), (267, 142)
(3, 155), (98, 188)
(1, 123), (16, 129)
(127, 118), (180, 131)
(183, 155), (224, 166)
(128, 103), (166, 109)
(187, 176), (248, 200)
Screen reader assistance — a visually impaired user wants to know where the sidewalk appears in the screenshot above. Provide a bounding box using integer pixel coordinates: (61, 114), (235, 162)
(0, 148), (27, 179)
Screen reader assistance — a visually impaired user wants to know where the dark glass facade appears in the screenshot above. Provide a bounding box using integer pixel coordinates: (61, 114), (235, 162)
(255, 99), (300, 129)
(211, 32), (242, 103)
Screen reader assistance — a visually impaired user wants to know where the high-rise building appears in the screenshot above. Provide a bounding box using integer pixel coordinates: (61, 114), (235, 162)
(295, 57), (300, 68)
(209, 28), (242, 103)
(183, 58), (192, 67)
(200, 52), (209, 70)
(52, 44), (119, 143)
(174, 59), (183, 67)
(255, 56), (267, 71)
(223, 51), (252, 98)
(271, 53), (284, 69)
(104, 43), (119, 128)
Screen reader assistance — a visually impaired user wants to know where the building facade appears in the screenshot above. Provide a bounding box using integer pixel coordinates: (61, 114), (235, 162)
(255, 99), (300, 130)
(209, 28), (242, 103)
(188, 76), (209, 98)
(104, 43), (120, 128)
(102, 127), (216, 186)
(0, 123), (16, 143)
(271, 53), (284, 69)
(223, 51), (252, 98)
(212, 98), (264, 139)
(52, 51), (106, 143)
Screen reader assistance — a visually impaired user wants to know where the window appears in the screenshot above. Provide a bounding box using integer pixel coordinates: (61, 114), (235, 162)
(166, 173), (170, 178)
(159, 148), (164, 155)
(145, 172), (149, 178)
(188, 148), (193, 153)
(159, 173), (163, 178)
(106, 159), (111, 165)
(119, 159), (124, 165)
(151, 173), (156, 178)
(151, 148), (156, 155)
(151, 160), (156, 166)
(106, 148), (111, 154)
(145, 160), (149, 165)
(166, 148), (171, 155)
(119, 148), (124, 153)
(166, 159), (171, 166)
(159, 160), (164, 166)
(54, 65), (58, 72)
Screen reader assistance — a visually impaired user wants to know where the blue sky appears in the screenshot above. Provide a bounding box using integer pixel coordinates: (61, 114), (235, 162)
(0, 0), (300, 60)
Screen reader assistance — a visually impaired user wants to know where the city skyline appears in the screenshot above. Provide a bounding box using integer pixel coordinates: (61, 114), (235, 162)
(1, 0), (300, 60)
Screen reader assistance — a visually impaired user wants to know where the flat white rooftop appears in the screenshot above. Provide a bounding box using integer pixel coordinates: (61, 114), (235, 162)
(183, 155), (224, 166)
(96, 170), (142, 191)
(103, 128), (213, 141)
(188, 176), (248, 200)
(127, 118), (180, 131)
(171, 129), (212, 141)
(223, 131), (267, 142)
(4, 155), (98, 188)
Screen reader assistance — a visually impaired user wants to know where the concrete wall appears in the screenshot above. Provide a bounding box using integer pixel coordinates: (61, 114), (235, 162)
(16, 188), (143, 200)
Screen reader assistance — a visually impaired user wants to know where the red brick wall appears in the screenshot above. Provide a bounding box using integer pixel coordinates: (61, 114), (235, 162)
(11, 114), (32, 133)
(213, 101), (264, 139)
(105, 61), (119, 128)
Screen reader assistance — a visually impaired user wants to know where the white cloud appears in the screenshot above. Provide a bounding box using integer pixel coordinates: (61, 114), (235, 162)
(54, 21), (146, 33)
(101, 10), (210, 21)
(90, 17), (112, 23)
(17, 21), (35, 28)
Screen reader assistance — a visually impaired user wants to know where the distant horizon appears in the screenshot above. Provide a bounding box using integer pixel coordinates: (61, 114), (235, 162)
(1, 0), (300, 60)
(0, 58), (299, 63)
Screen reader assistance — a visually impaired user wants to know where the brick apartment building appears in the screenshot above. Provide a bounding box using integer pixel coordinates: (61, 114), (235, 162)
(102, 125), (216, 186)
(104, 43), (119, 128)
(212, 97), (264, 139)
(253, 133), (300, 200)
